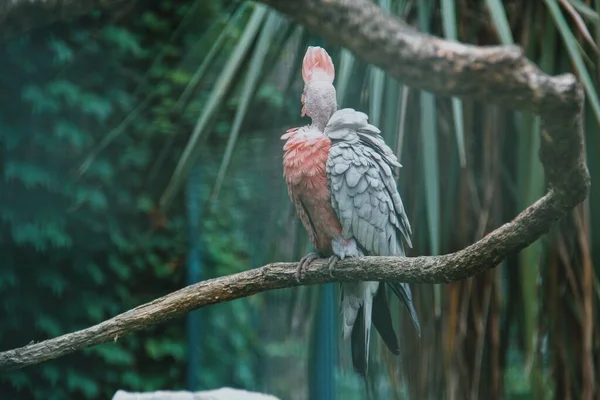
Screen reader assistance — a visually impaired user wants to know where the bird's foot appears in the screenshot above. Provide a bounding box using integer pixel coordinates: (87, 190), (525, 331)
(325, 255), (340, 277)
(332, 237), (360, 259)
(295, 252), (319, 282)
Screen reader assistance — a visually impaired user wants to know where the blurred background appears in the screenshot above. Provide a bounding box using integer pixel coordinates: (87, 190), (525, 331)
(0, 0), (599, 399)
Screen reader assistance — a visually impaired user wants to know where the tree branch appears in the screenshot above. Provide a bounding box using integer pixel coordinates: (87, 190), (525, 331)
(0, 0), (590, 373)
(0, 0), (129, 40)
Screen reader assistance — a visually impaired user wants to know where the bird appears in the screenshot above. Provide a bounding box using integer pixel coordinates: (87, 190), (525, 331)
(281, 46), (420, 377)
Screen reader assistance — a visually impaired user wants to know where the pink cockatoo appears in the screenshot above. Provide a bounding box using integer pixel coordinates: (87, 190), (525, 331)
(282, 46), (420, 376)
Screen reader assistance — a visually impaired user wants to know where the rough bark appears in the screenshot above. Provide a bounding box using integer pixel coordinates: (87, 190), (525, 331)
(0, 0), (590, 374)
(0, 0), (129, 40)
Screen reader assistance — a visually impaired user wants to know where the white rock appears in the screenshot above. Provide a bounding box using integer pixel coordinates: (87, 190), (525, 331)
(112, 388), (280, 400)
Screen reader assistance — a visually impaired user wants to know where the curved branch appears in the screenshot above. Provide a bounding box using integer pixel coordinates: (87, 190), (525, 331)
(259, 0), (589, 203)
(0, 191), (583, 372)
(0, 0), (590, 373)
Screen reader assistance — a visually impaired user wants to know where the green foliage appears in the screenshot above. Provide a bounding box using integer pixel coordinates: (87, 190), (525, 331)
(2, 0), (599, 399)
(0, 1), (264, 398)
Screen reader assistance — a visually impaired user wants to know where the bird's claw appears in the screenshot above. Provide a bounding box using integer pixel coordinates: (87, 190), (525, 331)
(325, 255), (340, 277)
(295, 252), (319, 282)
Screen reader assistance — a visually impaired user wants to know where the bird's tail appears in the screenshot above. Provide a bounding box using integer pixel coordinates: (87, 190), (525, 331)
(342, 281), (420, 377)
(387, 281), (421, 337)
(342, 281), (400, 376)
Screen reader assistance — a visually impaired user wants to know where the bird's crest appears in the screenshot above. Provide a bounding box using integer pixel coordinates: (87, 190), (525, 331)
(302, 46), (335, 84)
(301, 46), (335, 117)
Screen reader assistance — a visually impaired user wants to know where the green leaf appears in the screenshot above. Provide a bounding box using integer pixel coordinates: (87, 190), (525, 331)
(419, 0), (441, 318)
(47, 80), (81, 105)
(418, 0), (434, 29)
(168, 69), (192, 85)
(174, 4), (248, 112)
(12, 222), (72, 250)
(109, 255), (131, 279)
(546, 0), (600, 125)
(145, 338), (186, 360)
(0, 123), (22, 150)
(37, 269), (68, 296)
(515, 14), (557, 396)
(210, 10), (281, 201)
(84, 159), (115, 182)
(66, 369), (99, 398)
(336, 49), (355, 106)
(419, 92), (440, 257)
(6, 370), (29, 390)
(395, 86), (410, 159)
(418, 0), (440, 257)
(36, 314), (62, 336)
(22, 85), (61, 114)
(120, 146), (151, 168)
(75, 187), (108, 211)
(369, 65), (385, 127)
(137, 195), (155, 212)
(567, 0), (600, 24)
(48, 37), (74, 65)
(256, 84), (284, 108)
(4, 161), (58, 189)
(53, 120), (89, 150)
(366, 0), (391, 128)
(80, 93), (114, 122)
(485, 0), (515, 44)
(102, 25), (145, 57)
(160, 4), (268, 209)
(121, 371), (144, 388)
(87, 263), (106, 285)
(0, 270), (18, 290)
(142, 11), (171, 32)
(441, 0), (467, 167)
(41, 364), (61, 385)
(86, 343), (135, 366)
(77, 94), (155, 176)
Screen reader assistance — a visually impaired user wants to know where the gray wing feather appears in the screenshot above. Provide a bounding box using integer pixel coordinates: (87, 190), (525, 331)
(327, 108), (421, 338)
(326, 108), (412, 256)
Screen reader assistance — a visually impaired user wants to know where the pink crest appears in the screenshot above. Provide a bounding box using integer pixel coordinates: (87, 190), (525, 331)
(302, 46), (335, 84)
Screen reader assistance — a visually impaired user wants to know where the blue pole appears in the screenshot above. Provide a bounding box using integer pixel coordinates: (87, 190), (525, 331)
(310, 283), (336, 400)
(186, 162), (203, 390)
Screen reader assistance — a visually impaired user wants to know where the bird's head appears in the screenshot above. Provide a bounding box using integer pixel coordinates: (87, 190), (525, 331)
(301, 46), (337, 130)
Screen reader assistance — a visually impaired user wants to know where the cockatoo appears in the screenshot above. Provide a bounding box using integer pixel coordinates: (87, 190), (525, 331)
(282, 46), (420, 376)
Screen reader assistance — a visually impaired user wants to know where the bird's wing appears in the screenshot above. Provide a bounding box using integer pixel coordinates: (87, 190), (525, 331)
(325, 108), (412, 254)
(325, 108), (420, 336)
